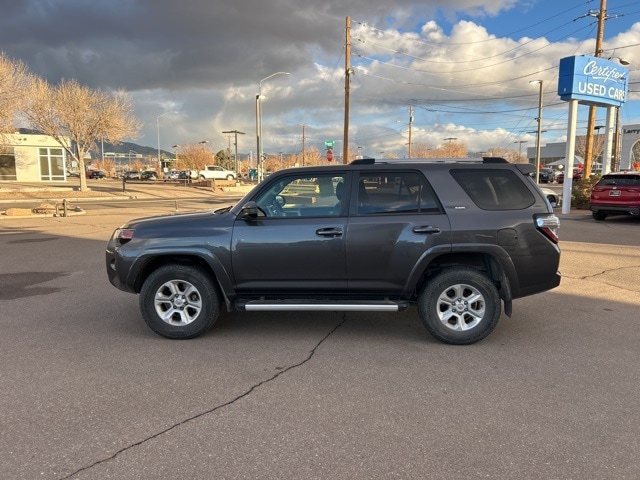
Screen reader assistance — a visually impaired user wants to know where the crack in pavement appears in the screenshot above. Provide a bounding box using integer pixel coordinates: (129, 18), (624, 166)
(562, 265), (640, 293)
(60, 316), (346, 479)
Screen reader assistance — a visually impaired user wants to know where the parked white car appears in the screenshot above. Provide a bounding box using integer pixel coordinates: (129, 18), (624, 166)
(541, 187), (562, 208)
(198, 165), (236, 181)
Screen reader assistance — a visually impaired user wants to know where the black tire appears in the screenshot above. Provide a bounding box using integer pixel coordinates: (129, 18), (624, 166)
(139, 264), (220, 339)
(592, 211), (607, 221)
(226, 174), (235, 181)
(418, 267), (501, 345)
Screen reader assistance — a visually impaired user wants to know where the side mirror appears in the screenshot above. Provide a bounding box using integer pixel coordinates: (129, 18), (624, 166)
(239, 201), (259, 219)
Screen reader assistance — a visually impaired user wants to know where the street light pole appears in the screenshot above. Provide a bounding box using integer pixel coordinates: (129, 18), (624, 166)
(530, 80), (544, 183)
(514, 140), (527, 161)
(256, 72), (290, 182)
(128, 150), (137, 172)
(156, 111), (178, 172)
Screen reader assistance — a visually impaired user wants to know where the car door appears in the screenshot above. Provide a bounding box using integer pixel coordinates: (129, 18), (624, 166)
(231, 172), (349, 294)
(345, 171), (451, 294)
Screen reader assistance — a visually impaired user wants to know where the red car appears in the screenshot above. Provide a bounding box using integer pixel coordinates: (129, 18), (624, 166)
(590, 171), (640, 220)
(556, 168), (583, 184)
(86, 170), (106, 179)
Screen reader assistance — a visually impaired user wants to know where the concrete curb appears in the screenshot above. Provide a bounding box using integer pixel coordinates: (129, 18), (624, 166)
(0, 208), (87, 220)
(0, 195), (139, 205)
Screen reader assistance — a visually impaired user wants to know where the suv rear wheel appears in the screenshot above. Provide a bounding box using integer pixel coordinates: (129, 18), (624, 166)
(140, 264), (220, 339)
(592, 211), (607, 221)
(418, 267), (501, 345)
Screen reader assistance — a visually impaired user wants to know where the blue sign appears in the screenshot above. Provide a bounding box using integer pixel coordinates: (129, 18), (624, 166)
(558, 55), (628, 107)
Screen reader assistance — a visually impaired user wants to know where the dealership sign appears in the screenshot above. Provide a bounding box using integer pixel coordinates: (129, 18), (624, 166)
(558, 55), (628, 107)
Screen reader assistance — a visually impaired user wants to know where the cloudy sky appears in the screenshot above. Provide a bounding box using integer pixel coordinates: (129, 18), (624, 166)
(2, 0), (639, 159)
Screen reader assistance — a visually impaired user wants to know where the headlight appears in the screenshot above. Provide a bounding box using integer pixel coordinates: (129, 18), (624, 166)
(115, 228), (135, 245)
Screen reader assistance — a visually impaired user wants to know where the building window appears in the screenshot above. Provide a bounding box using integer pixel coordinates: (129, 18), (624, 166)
(39, 148), (66, 181)
(0, 147), (17, 180)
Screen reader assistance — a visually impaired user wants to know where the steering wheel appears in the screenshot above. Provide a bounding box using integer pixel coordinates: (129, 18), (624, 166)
(266, 195), (285, 217)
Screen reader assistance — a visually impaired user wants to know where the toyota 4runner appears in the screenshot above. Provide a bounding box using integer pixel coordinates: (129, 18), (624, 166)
(106, 158), (561, 345)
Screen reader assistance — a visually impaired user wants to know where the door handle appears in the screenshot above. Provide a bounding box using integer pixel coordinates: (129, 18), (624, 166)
(316, 227), (343, 237)
(413, 226), (441, 234)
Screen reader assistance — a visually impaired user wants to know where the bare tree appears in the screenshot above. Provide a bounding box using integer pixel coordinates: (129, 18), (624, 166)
(575, 134), (604, 164)
(412, 143), (432, 158)
(23, 78), (141, 191)
(0, 52), (32, 137)
(410, 142), (468, 158)
(175, 143), (215, 172)
(485, 147), (522, 164)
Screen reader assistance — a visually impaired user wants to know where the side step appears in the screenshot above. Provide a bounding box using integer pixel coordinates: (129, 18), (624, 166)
(236, 299), (409, 312)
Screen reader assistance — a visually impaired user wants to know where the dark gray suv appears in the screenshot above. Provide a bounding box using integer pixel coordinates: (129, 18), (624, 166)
(106, 158), (561, 345)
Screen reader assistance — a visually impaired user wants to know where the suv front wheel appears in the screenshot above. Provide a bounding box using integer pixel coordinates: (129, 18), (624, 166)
(140, 264), (220, 339)
(418, 267), (501, 345)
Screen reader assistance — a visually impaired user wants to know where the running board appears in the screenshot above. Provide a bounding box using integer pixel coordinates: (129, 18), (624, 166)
(237, 299), (409, 312)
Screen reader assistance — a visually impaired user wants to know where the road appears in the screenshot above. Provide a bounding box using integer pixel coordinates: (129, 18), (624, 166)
(1, 202), (639, 480)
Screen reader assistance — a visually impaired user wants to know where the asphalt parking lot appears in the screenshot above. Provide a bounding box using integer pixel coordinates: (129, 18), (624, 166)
(1, 190), (639, 480)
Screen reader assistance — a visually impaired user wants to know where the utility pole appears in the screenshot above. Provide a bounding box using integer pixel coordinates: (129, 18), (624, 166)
(444, 137), (457, 157)
(222, 130), (245, 175)
(583, 0), (607, 178)
(408, 105), (413, 158)
(301, 124), (306, 166)
(343, 16), (351, 165)
(532, 79), (544, 183)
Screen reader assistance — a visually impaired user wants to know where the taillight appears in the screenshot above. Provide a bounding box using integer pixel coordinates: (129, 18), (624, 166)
(535, 214), (560, 244)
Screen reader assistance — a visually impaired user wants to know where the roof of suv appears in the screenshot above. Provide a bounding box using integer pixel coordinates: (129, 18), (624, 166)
(261, 158), (537, 182)
(350, 156), (510, 165)
(314, 157), (537, 176)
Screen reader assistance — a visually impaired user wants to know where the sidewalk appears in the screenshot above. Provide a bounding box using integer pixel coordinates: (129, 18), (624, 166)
(0, 179), (253, 218)
(0, 179), (252, 200)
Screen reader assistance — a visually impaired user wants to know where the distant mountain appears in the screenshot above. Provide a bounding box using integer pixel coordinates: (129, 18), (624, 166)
(91, 140), (173, 159)
(14, 129), (174, 159)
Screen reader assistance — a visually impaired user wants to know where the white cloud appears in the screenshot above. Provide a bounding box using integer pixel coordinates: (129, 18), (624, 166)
(2, 0), (639, 157)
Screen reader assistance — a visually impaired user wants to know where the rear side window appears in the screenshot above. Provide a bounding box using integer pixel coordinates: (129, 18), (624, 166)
(450, 169), (535, 210)
(356, 171), (441, 215)
(599, 174), (640, 187)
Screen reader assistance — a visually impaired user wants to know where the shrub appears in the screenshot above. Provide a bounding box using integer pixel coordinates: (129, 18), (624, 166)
(571, 174), (600, 209)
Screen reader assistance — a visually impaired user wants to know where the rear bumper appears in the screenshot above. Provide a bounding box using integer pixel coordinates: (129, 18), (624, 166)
(590, 204), (640, 216)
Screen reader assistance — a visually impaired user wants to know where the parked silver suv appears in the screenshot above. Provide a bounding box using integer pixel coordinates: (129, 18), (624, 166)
(106, 158), (561, 345)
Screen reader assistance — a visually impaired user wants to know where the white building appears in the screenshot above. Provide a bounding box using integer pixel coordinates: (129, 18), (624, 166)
(526, 123), (640, 171)
(0, 131), (68, 182)
(620, 124), (640, 169)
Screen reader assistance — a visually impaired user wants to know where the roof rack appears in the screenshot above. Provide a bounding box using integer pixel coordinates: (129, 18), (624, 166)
(350, 157), (508, 165)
